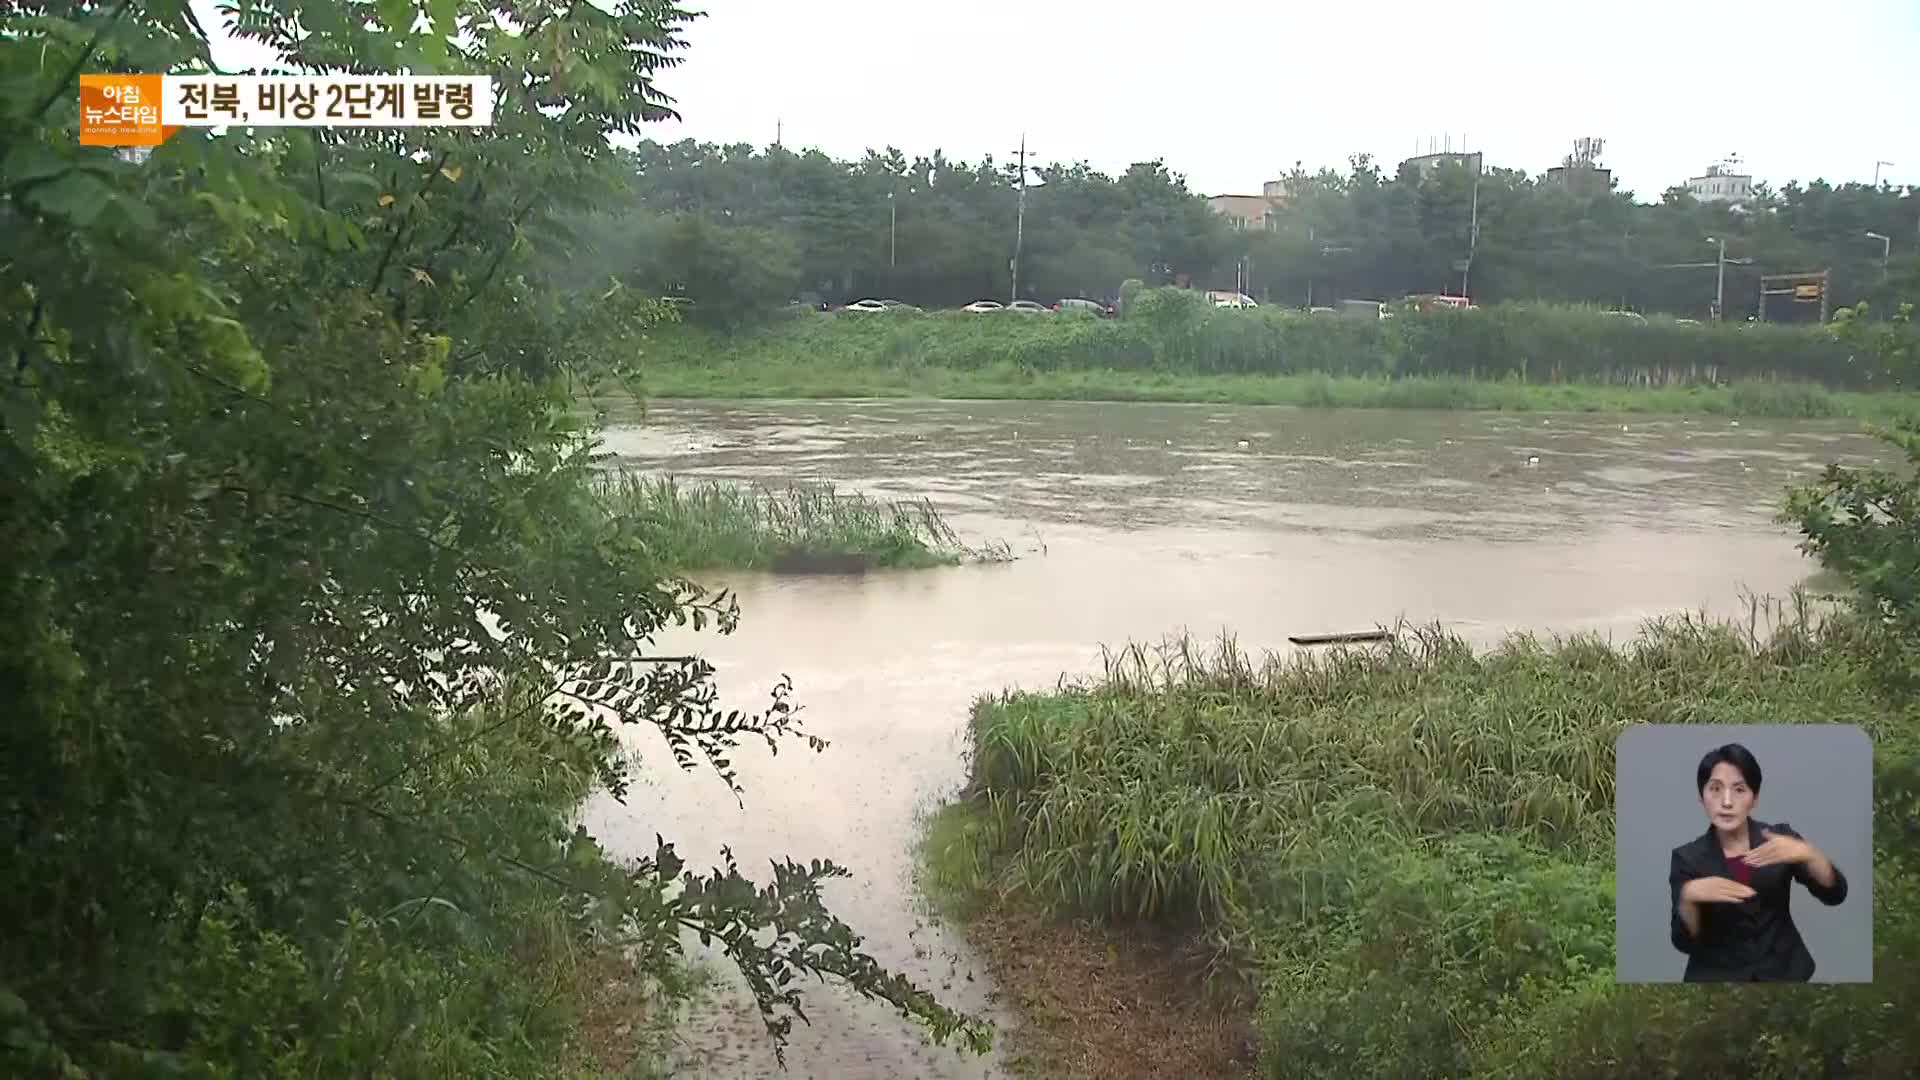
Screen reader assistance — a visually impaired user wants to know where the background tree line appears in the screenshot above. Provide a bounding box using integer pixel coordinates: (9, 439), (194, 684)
(569, 140), (1920, 327)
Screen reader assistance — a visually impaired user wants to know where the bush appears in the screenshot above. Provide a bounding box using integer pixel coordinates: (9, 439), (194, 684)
(1255, 836), (1614, 1080)
(656, 294), (1912, 395)
(944, 609), (1920, 1078)
(597, 472), (991, 569)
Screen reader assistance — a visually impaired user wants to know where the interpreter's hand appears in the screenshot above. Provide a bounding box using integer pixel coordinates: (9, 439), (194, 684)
(1743, 829), (1813, 868)
(1682, 876), (1756, 904)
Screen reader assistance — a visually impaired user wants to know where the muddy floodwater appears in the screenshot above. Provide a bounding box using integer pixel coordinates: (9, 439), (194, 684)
(576, 399), (1890, 1078)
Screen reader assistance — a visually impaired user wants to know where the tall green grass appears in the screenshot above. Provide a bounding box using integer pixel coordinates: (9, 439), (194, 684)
(644, 298), (1920, 412)
(641, 361), (1920, 421)
(925, 605), (1920, 1078)
(597, 471), (1002, 571)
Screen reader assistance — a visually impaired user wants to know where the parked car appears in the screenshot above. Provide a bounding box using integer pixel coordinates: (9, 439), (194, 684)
(1603, 310), (1647, 322)
(962, 300), (1004, 313)
(1309, 306), (1338, 317)
(840, 298), (889, 313)
(1675, 317), (1703, 326)
(1053, 298), (1113, 316)
(1007, 300), (1049, 313)
(1205, 290), (1258, 309)
(877, 299), (924, 314)
(1401, 293), (1475, 313)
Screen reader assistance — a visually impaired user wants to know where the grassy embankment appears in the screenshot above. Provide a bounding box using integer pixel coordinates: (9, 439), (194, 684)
(596, 471), (1004, 571)
(918, 609), (1920, 1080)
(642, 299), (1920, 420)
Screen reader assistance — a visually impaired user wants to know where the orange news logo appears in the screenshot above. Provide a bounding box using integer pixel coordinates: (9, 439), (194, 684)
(79, 74), (181, 147)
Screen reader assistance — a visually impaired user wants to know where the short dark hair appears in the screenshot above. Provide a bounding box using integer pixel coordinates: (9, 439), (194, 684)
(1696, 743), (1762, 795)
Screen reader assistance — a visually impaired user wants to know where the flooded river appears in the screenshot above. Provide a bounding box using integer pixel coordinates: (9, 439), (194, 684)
(577, 399), (1888, 1078)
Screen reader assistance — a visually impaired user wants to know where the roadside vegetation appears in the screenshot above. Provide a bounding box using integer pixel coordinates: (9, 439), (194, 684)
(921, 407), (1920, 1078)
(579, 138), (1920, 324)
(644, 293), (1920, 419)
(3, 4), (987, 1077)
(600, 472), (1006, 571)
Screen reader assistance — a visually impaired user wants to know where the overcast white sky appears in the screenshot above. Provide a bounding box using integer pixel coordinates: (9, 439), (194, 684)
(196, 0), (1920, 202)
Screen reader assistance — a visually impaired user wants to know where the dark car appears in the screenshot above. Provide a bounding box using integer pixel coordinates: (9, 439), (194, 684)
(1053, 298), (1115, 317)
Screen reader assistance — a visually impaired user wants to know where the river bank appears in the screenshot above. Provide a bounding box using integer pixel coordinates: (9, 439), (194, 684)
(920, 614), (1920, 1079)
(641, 358), (1920, 419)
(639, 302), (1920, 419)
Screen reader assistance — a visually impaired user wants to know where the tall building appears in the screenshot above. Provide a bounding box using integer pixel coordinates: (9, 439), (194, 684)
(1686, 158), (1754, 206)
(1400, 150), (1483, 181)
(1545, 137), (1611, 197)
(1206, 188), (1285, 231)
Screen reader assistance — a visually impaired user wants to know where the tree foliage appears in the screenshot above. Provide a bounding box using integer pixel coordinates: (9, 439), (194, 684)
(1, 1), (986, 1073)
(1787, 302), (1920, 682)
(587, 139), (1920, 320)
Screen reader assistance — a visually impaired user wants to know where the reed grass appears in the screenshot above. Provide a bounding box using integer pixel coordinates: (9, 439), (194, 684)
(639, 304), (1920, 420)
(955, 600), (1904, 926)
(596, 471), (1004, 571)
(640, 357), (1920, 423)
(921, 600), (1920, 1076)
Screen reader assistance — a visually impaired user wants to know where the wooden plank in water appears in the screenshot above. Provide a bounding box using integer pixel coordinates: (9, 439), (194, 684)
(1288, 630), (1391, 646)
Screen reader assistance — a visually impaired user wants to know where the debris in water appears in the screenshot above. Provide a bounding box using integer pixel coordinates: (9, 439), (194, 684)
(1526, 455), (1540, 466)
(1290, 629), (1391, 646)
(1731, 420), (1740, 427)
(1237, 439), (1250, 448)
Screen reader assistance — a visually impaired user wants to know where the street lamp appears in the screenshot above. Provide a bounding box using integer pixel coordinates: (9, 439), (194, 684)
(887, 190), (896, 269)
(1865, 230), (1891, 270)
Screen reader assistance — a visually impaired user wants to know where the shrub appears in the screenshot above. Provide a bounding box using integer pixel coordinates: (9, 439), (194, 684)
(655, 297), (1912, 396)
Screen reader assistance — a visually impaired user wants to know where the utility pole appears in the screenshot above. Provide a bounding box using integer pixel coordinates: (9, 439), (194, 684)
(1460, 166), (1480, 296)
(888, 190), (897, 269)
(1658, 238), (1750, 320)
(775, 118), (782, 148)
(1010, 133), (1030, 304)
(1700, 236), (1752, 320)
(1875, 160), (1893, 186)
(1306, 225), (1313, 309)
(1713, 237), (1726, 320)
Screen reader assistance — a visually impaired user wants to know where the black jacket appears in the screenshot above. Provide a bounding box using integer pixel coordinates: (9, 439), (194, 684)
(1668, 819), (1848, 981)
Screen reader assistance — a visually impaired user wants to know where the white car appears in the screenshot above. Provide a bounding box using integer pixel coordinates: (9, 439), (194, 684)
(962, 300), (1004, 313)
(840, 299), (889, 313)
(1007, 300), (1049, 313)
(1206, 290), (1257, 309)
